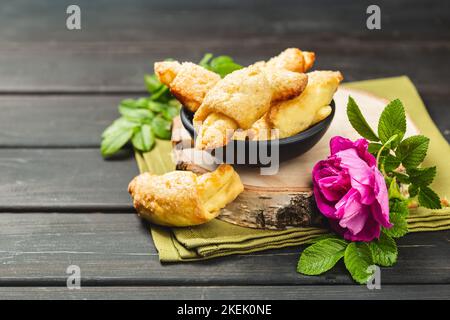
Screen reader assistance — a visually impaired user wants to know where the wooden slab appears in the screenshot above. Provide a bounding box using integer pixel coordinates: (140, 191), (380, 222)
(174, 88), (419, 229)
(0, 213), (449, 286)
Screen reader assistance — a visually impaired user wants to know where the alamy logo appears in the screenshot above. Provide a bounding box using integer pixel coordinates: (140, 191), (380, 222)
(366, 265), (381, 290)
(66, 5), (81, 30)
(66, 265), (81, 289)
(366, 5), (381, 30)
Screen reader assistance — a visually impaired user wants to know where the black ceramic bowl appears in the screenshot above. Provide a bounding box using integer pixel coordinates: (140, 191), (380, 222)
(180, 100), (335, 166)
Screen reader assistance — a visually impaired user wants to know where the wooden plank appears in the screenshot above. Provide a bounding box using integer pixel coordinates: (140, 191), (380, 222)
(1, 0), (448, 43)
(0, 0), (448, 94)
(0, 95), (137, 147)
(0, 149), (138, 210)
(0, 91), (446, 149)
(0, 39), (448, 94)
(1, 285), (449, 300)
(0, 214), (448, 286)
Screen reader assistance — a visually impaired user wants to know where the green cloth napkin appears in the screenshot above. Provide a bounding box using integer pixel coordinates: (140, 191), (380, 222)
(135, 76), (450, 262)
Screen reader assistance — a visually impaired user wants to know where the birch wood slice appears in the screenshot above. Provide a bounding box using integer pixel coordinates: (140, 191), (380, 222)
(172, 87), (419, 230)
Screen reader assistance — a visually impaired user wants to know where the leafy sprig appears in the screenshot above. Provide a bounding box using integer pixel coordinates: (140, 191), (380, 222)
(298, 97), (443, 284)
(347, 97), (441, 209)
(100, 54), (242, 157)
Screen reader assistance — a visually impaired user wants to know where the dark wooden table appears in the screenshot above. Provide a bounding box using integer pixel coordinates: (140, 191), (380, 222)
(0, 0), (449, 300)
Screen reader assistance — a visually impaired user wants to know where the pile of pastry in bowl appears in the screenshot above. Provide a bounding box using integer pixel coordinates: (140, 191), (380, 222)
(155, 48), (343, 149)
(129, 48), (343, 227)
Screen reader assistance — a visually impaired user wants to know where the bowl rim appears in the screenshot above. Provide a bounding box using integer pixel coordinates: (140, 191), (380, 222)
(180, 100), (335, 146)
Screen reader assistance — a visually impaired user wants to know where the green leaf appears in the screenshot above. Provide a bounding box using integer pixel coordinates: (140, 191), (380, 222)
(150, 85), (170, 101)
(368, 142), (383, 155)
(199, 54), (242, 78)
(344, 243), (374, 284)
(389, 199), (409, 218)
(119, 99), (140, 108)
(210, 56), (242, 77)
(144, 74), (163, 93)
(378, 99), (406, 145)
(392, 171), (410, 184)
(161, 105), (180, 121)
(119, 104), (154, 121)
(151, 116), (172, 139)
(135, 97), (150, 108)
(369, 233), (398, 267)
(383, 211), (408, 238)
(384, 154), (401, 172)
(297, 238), (348, 275)
(132, 124), (155, 152)
(346, 96), (379, 141)
(396, 135), (430, 169)
(147, 101), (167, 113)
(100, 127), (134, 157)
(101, 117), (140, 138)
(407, 166), (436, 187)
(418, 186), (442, 209)
(199, 53), (213, 68)
(388, 178), (402, 200)
(409, 184), (419, 197)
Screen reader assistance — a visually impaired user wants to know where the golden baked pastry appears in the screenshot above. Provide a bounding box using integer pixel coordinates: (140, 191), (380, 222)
(155, 48), (314, 114)
(268, 71), (343, 138)
(193, 57), (309, 149)
(128, 164), (244, 227)
(155, 61), (221, 112)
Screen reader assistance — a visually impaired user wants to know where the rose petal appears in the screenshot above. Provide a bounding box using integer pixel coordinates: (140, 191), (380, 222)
(336, 149), (375, 204)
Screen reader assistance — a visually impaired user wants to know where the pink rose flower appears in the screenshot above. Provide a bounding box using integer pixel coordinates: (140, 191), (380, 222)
(312, 136), (391, 242)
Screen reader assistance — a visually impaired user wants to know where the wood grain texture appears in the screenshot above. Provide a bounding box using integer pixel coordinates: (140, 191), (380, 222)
(0, 95), (135, 147)
(0, 149), (138, 211)
(1, 285), (449, 300)
(0, 214), (449, 286)
(0, 0), (449, 297)
(0, 0), (447, 139)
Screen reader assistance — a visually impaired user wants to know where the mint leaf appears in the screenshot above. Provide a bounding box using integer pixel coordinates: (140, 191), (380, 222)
(119, 104), (154, 121)
(132, 124), (155, 152)
(378, 99), (406, 145)
(344, 243), (374, 284)
(144, 74), (163, 93)
(101, 127), (134, 157)
(369, 233), (398, 267)
(151, 116), (172, 139)
(347, 97), (379, 141)
(199, 54), (242, 78)
(210, 56), (242, 78)
(297, 238), (348, 275)
(101, 117), (140, 139)
(161, 105), (180, 121)
(383, 211), (408, 238)
(396, 135), (429, 169)
(407, 166), (436, 187)
(418, 186), (442, 209)
(199, 53), (213, 68)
